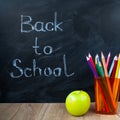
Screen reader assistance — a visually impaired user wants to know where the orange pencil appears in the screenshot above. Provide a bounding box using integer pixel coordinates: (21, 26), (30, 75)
(101, 52), (115, 111)
(101, 52), (109, 76)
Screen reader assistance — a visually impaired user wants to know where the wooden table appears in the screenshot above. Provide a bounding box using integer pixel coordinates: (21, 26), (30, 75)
(0, 103), (120, 120)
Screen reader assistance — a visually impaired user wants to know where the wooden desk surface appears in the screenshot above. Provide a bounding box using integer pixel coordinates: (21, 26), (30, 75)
(0, 103), (120, 120)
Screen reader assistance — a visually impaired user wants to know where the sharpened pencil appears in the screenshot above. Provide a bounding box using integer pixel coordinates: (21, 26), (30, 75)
(106, 52), (111, 69)
(88, 53), (97, 72)
(101, 52), (109, 77)
(86, 56), (98, 78)
(109, 56), (117, 77)
(101, 52), (115, 111)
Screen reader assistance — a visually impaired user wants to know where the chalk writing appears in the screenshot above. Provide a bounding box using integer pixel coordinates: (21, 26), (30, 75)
(32, 37), (53, 56)
(21, 12), (63, 33)
(9, 12), (75, 79)
(10, 54), (74, 78)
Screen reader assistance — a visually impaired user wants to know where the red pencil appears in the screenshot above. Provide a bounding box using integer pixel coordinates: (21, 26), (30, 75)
(106, 52), (111, 69)
(88, 53), (97, 73)
(86, 56), (98, 78)
(111, 59), (118, 78)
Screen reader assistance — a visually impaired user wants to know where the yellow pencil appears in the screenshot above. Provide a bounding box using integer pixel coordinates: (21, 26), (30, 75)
(113, 54), (120, 102)
(115, 54), (120, 78)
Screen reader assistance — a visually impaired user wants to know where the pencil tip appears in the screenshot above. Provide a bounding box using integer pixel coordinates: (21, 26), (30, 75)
(108, 52), (111, 56)
(86, 56), (89, 60)
(96, 54), (99, 58)
(114, 55), (117, 58)
(101, 51), (103, 57)
(119, 54), (120, 58)
(114, 56), (117, 60)
(88, 53), (91, 57)
(95, 54), (98, 59)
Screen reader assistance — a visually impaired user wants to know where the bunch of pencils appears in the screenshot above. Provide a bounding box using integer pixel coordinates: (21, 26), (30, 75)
(86, 52), (120, 114)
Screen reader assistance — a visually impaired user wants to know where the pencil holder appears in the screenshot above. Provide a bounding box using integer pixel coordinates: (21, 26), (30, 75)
(94, 77), (119, 114)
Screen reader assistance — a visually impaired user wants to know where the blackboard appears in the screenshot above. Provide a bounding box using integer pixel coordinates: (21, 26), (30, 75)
(0, 0), (120, 102)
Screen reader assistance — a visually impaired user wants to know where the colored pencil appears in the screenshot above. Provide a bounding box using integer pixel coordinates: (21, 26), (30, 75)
(86, 52), (119, 112)
(98, 61), (104, 77)
(95, 55), (104, 77)
(115, 54), (120, 78)
(109, 56), (117, 76)
(94, 54), (103, 111)
(111, 59), (118, 78)
(95, 54), (111, 112)
(106, 52), (111, 69)
(110, 57), (118, 92)
(88, 53), (97, 72)
(101, 52), (109, 77)
(101, 52), (115, 111)
(113, 54), (120, 101)
(86, 56), (98, 78)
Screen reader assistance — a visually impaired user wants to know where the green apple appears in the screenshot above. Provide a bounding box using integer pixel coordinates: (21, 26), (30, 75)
(65, 90), (91, 116)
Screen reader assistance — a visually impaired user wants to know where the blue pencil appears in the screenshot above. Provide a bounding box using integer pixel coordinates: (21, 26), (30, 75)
(109, 56), (117, 76)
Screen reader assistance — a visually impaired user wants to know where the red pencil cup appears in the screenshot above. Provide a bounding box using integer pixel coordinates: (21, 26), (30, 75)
(94, 77), (120, 114)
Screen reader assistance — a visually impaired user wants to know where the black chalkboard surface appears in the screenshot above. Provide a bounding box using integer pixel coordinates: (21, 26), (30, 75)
(0, 0), (120, 102)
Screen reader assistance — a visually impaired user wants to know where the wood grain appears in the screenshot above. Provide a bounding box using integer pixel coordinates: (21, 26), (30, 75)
(0, 103), (120, 120)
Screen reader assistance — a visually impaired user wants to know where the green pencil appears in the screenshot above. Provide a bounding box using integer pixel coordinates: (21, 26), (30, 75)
(95, 55), (104, 77)
(98, 61), (104, 77)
